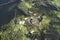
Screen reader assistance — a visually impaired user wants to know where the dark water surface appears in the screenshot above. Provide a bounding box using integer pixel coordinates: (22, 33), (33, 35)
(0, 5), (15, 26)
(0, 0), (22, 26)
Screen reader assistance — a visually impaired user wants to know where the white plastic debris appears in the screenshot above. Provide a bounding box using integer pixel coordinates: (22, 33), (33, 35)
(33, 14), (36, 16)
(28, 11), (33, 14)
(24, 18), (28, 20)
(32, 3), (35, 6)
(19, 21), (25, 25)
(30, 30), (35, 34)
